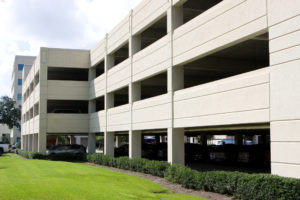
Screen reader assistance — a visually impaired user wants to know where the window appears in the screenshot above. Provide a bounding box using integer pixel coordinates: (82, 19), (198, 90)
(17, 93), (22, 100)
(18, 64), (24, 71)
(18, 79), (22, 85)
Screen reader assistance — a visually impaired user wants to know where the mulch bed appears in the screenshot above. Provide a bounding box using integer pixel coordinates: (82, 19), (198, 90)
(86, 162), (233, 200)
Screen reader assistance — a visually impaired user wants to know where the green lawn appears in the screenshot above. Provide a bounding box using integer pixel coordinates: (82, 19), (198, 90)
(0, 154), (207, 200)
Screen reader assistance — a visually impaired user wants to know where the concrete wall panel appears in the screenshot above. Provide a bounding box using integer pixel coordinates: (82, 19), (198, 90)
(107, 59), (131, 93)
(47, 49), (90, 68)
(132, 35), (171, 82)
(47, 114), (89, 133)
(47, 80), (89, 100)
(107, 15), (130, 54)
(90, 74), (106, 99)
(132, 94), (171, 129)
(91, 39), (105, 67)
(132, 0), (169, 35)
(173, 0), (267, 66)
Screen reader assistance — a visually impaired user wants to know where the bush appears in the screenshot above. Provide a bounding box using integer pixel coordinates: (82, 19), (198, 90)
(87, 154), (170, 178)
(19, 150), (300, 200)
(165, 164), (300, 200)
(16, 149), (86, 161)
(17, 149), (46, 159)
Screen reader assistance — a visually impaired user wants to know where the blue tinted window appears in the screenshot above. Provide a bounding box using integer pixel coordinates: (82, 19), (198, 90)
(18, 79), (22, 85)
(17, 93), (22, 100)
(18, 64), (24, 71)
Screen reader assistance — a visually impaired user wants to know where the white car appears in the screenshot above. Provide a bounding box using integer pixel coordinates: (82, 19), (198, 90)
(0, 142), (10, 156)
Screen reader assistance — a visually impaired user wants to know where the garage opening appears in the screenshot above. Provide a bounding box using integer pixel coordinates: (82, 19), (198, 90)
(48, 67), (89, 81)
(108, 42), (129, 70)
(47, 100), (89, 114)
(178, 0), (222, 27)
(114, 132), (129, 157)
(182, 33), (269, 89)
(95, 60), (105, 78)
(133, 15), (167, 54)
(138, 71), (167, 101)
(142, 129), (167, 161)
(95, 96), (105, 112)
(107, 86), (129, 109)
(184, 125), (270, 173)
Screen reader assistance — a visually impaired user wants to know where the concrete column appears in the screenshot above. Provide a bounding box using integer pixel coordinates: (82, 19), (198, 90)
(89, 67), (96, 81)
(23, 135), (27, 150)
(200, 135), (207, 146)
(131, 82), (141, 103)
(89, 100), (96, 113)
(33, 134), (38, 152)
(104, 132), (114, 157)
(130, 35), (141, 55)
(70, 136), (76, 145)
(106, 93), (114, 109)
(115, 136), (122, 148)
(235, 135), (243, 145)
(38, 132), (47, 153)
(88, 133), (96, 153)
(106, 54), (114, 71)
(129, 130), (141, 158)
(160, 136), (166, 143)
(31, 135), (35, 152)
(190, 137), (194, 143)
(27, 135), (30, 151)
(168, 128), (185, 165)
(28, 135), (32, 151)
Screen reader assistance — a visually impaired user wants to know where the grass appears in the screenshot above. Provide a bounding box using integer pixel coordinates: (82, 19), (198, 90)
(0, 154), (207, 200)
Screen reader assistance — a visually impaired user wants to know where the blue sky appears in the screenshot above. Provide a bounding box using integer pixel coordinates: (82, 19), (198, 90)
(0, 0), (141, 97)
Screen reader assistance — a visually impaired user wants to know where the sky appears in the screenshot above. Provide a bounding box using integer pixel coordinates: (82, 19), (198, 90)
(0, 0), (141, 97)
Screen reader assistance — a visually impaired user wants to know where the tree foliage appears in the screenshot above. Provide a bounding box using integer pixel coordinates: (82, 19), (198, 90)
(0, 96), (21, 129)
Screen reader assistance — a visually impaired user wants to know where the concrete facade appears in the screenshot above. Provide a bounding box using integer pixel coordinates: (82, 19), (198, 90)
(11, 56), (35, 144)
(21, 0), (300, 178)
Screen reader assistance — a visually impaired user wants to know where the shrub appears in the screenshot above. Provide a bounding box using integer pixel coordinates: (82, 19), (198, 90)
(165, 164), (300, 200)
(19, 150), (300, 200)
(87, 154), (170, 178)
(16, 149), (86, 161)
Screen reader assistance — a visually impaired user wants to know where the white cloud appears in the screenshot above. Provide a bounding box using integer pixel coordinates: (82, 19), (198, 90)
(0, 0), (141, 97)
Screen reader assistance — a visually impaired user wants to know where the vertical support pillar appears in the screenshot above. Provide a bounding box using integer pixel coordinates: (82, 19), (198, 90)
(89, 66), (96, 81)
(168, 128), (184, 165)
(89, 100), (96, 113)
(235, 135), (243, 145)
(70, 136), (76, 145)
(160, 136), (166, 143)
(88, 133), (96, 153)
(201, 135), (207, 146)
(27, 135), (31, 151)
(106, 93), (114, 109)
(23, 135), (27, 150)
(104, 132), (114, 157)
(33, 134), (38, 152)
(115, 136), (122, 148)
(129, 130), (141, 158)
(30, 135), (34, 151)
(38, 133), (46, 153)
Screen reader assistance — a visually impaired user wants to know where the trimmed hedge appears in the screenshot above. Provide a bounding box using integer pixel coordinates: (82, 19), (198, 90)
(16, 149), (86, 161)
(87, 154), (170, 177)
(165, 164), (300, 200)
(17, 150), (300, 200)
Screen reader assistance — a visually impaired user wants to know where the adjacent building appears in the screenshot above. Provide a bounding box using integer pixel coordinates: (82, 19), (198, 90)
(11, 56), (36, 144)
(21, 0), (300, 179)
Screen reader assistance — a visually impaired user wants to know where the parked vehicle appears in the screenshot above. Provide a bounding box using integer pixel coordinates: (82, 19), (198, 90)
(0, 142), (10, 156)
(46, 144), (86, 157)
(209, 145), (239, 163)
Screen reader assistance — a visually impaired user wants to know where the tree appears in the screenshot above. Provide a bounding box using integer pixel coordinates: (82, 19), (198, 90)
(0, 96), (21, 129)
